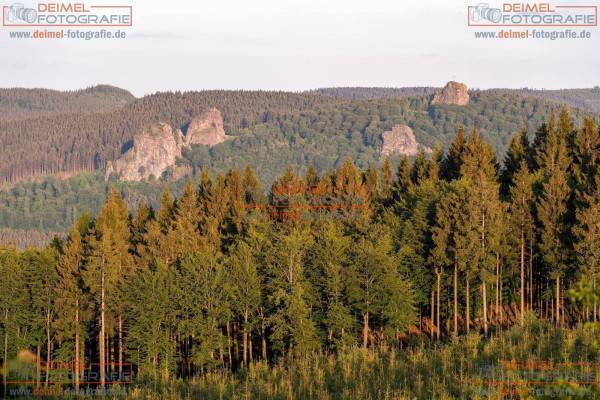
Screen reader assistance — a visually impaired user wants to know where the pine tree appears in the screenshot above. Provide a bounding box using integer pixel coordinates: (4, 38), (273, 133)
(84, 188), (132, 388)
(391, 156), (413, 202)
(460, 129), (503, 336)
(508, 161), (535, 325)
(307, 220), (354, 349)
(229, 238), (261, 366)
(0, 248), (26, 396)
(54, 223), (87, 390)
(126, 263), (177, 378)
(177, 247), (230, 369)
(573, 178), (600, 322)
(267, 228), (319, 356)
(348, 226), (414, 348)
(412, 151), (430, 185)
(537, 123), (571, 326)
(501, 129), (530, 195)
(243, 165), (263, 205)
(431, 186), (460, 337)
(379, 157), (394, 200)
(168, 180), (204, 258)
(442, 126), (467, 181)
(427, 144), (442, 182)
(571, 117), (600, 207)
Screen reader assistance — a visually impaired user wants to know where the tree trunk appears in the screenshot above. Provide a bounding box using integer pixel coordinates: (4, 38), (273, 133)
(556, 276), (560, 327)
(495, 257), (500, 324)
(75, 302), (80, 392)
(46, 306), (51, 387)
(362, 313), (369, 349)
(482, 282), (488, 336)
(36, 344), (40, 389)
(529, 236), (533, 314)
(118, 315), (123, 382)
(3, 309), (8, 399)
(259, 308), (267, 360)
(243, 311), (248, 367)
(499, 260), (503, 325)
(100, 270), (106, 389)
(594, 279), (597, 323)
(226, 320), (232, 367)
(430, 288), (435, 339)
(248, 333), (253, 363)
(436, 270), (441, 340)
(453, 263), (458, 337)
(466, 277), (471, 334)
(520, 230), (525, 324)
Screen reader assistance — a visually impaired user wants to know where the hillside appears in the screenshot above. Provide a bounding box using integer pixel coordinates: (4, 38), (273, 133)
(486, 87), (600, 113)
(2, 85), (599, 185)
(312, 86), (600, 112)
(0, 91), (595, 237)
(0, 91), (340, 184)
(0, 85), (135, 122)
(1, 83), (599, 241)
(308, 87), (437, 100)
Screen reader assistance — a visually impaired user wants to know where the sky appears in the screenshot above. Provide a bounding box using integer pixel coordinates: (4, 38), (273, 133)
(1, 0), (599, 96)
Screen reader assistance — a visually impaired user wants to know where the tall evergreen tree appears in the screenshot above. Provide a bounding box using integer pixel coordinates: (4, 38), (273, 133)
(267, 228), (318, 356)
(441, 126), (467, 181)
(54, 224), (87, 390)
(460, 129), (503, 336)
(508, 161), (535, 325)
(84, 188), (132, 388)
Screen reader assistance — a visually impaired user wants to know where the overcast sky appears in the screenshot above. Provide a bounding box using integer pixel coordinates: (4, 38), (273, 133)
(1, 0), (598, 96)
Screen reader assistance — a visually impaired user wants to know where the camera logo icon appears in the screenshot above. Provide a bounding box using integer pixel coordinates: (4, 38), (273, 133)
(470, 3), (502, 24)
(5, 3), (38, 24)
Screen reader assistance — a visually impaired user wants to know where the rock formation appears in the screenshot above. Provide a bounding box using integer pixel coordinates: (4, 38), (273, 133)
(185, 108), (229, 146)
(381, 125), (431, 157)
(431, 81), (470, 106)
(105, 123), (185, 181)
(106, 108), (230, 181)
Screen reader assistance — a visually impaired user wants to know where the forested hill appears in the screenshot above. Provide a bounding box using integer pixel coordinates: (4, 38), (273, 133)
(1, 88), (595, 185)
(308, 87), (437, 100)
(311, 86), (600, 113)
(0, 91), (340, 184)
(0, 85), (135, 122)
(486, 87), (600, 113)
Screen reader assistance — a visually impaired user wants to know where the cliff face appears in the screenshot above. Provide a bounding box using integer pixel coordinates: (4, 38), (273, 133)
(106, 123), (184, 181)
(431, 81), (470, 106)
(106, 108), (230, 181)
(185, 108), (229, 146)
(381, 125), (431, 157)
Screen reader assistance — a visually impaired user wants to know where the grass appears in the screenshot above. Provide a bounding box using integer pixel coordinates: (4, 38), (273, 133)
(5, 316), (598, 399)
(119, 316), (600, 400)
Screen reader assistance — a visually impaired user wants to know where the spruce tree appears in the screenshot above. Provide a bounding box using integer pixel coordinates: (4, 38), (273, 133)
(441, 126), (467, 181)
(537, 123), (571, 326)
(54, 224), (87, 390)
(229, 239), (261, 366)
(509, 161), (535, 325)
(84, 188), (132, 388)
(459, 129), (503, 336)
(267, 228), (318, 356)
(573, 178), (600, 322)
(307, 220), (354, 349)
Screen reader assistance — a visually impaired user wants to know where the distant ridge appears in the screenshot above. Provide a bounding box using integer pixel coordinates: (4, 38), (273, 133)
(484, 87), (600, 113)
(0, 84), (135, 122)
(308, 87), (437, 100)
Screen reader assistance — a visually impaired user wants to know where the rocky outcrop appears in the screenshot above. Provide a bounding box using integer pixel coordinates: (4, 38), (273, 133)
(431, 81), (469, 106)
(185, 108), (230, 146)
(106, 108), (230, 181)
(105, 123), (185, 181)
(381, 125), (431, 157)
